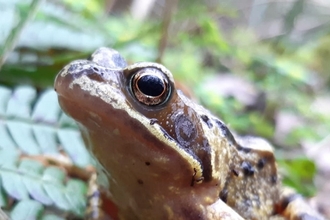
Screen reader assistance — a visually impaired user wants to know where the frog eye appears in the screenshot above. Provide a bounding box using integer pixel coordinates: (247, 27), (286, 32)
(131, 68), (170, 106)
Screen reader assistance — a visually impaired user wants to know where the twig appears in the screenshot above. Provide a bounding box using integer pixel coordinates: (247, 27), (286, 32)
(156, 0), (178, 63)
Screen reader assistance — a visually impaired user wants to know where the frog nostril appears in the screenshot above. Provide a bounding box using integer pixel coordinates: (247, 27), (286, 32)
(92, 67), (99, 73)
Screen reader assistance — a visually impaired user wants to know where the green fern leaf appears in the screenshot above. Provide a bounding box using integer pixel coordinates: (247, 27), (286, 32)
(0, 85), (91, 217)
(31, 89), (61, 124)
(10, 199), (43, 220)
(0, 177), (8, 207)
(1, 162), (30, 200)
(7, 121), (41, 155)
(65, 179), (87, 215)
(0, 87), (11, 115)
(57, 129), (91, 167)
(42, 166), (72, 211)
(6, 86), (36, 119)
(18, 159), (53, 205)
(40, 215), (65, 220)
(33, 124), (58, 154)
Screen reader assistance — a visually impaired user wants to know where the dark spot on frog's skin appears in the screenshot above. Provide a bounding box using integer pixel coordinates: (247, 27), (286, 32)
(241, 161), (255, 176)
(231, 169), (239, 177)
(149, 118), (158, 125)
(236, 144), (252, 153)
(257, 158), (266, 169)
(200, 115), (213, 128)
(145, 162), (150, 166)
(271, 175), (278, 184)
(219, 189), (228, 203)
(137, 179), (144, 185)
(215, 120), (236, 146)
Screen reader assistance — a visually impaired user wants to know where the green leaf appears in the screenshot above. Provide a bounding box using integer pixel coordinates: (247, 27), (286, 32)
(32, 125), (58, 154)
(18, 159), (53, 205)
(0, 87), (11, 115)
(58, 112), (77, 128)
(41, 215), (65, 220)
(0, 123), (17, 152)
(10, 200), (43, 220)
(0, 175), (8, 207)
(0, 85), (90, 216)
(278, 157), (317, 196)
(7, 121), (41, 155)
(58, 129), (91, 167)
(0, 84), (91, 162)
(0, 159), (87, 216)
(6, 86), (36, 119)
(42, 167), (70, 211)
(41, 167), (86, 216)
(31, 89), (61, 124)
(1, 162), (30, 200)
(0, 146), (19, 169)
(65, 179), (87, 215)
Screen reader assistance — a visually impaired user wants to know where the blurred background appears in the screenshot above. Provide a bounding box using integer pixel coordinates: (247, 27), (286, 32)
(0, 0), (330, 219)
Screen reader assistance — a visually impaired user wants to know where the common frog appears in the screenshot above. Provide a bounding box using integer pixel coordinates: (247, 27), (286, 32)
(54, 47), (323, 220)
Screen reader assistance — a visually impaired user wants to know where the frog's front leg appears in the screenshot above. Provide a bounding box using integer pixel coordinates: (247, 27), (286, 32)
(85, 183), (245, 220)
(276, 188), (324, 220)
(85, 173), (118, 220)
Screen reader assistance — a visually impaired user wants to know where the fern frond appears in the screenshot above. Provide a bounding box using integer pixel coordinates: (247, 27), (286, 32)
(0, 85), (92, 219)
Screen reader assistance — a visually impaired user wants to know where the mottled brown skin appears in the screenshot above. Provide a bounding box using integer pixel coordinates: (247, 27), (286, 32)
(54, 47), (323, 220)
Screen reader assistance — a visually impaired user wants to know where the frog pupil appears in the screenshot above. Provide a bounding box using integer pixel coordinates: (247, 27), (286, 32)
(131, 68), (170, 106)
(137, 75), (164, 97)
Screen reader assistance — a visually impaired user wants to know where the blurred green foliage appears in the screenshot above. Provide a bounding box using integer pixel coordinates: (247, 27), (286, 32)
(278, 158), (317, 196)
(1, 0), (329, 212)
